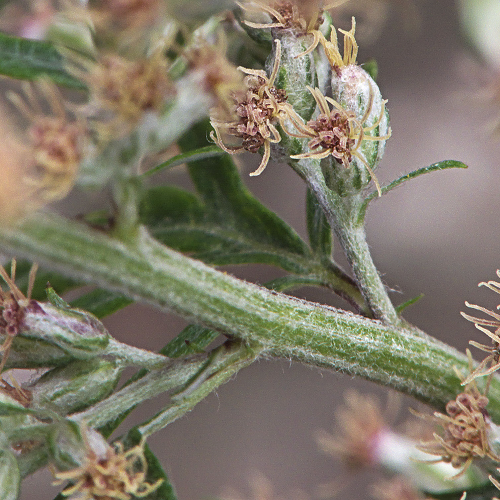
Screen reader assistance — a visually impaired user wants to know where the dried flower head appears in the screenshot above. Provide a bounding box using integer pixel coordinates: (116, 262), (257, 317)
(318, 16), (358, 70)
(184, 34), (245, 114)
(315, 389), (397, 468)
(288, 85), (389, 193)
(210, 39), (294, 176)
(67, 45), (175, 143)
(461, 270), (500, 384)
(416, 377), (497, 477)
(53, 428), (162, 500)
(0, 260), (38, 373)
(238, 0), (348, 56)
(7, 79), (86, 203)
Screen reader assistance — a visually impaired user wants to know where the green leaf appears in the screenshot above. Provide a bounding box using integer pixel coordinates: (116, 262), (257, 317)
(161, 324), (219, 358)
(0, 32), (85, 89)
(429, 483), (494, 500)
(0, 391), (33, 416)
(179, 121), (311, 257)
(140, 145), (224, 179)
(140, 121), (313, 272)
(395, 293), (424, 314)
(360, 160), (468, 220)
(361, 59), (378, 81)
(306, 188), (332, 257)
(70, 289), (133, 319)
(139, 186), (204, 227)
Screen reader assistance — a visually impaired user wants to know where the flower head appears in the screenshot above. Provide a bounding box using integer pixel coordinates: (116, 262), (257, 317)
(53, 428), (162, 500)
(184, 34), (245, 114)
(210, 39), (294, 176)
(319, 16), (358, 70)
(238, 0), (348, 56)
(416, 375), (497, 477)
(67, 44), (175, 143)
(315, 389), (396, 468)
(7, 79), (86, 203)
(371, 477), (427, 500)
(0, 260), (38, 373)
(461, 270), (500, 385)
(288, 85), (390, 193)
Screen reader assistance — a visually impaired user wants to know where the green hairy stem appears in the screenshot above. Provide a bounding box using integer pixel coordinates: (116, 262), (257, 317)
(0, 212), (497, 419)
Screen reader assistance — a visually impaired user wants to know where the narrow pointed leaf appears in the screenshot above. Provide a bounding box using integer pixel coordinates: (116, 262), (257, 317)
(178, 121), (311, 257)
(141, 145), (224, 178)
(361, 160), (468, 219)
(306, 188), (332, 257)
(0, 33), (85, 89)
(396, 293), (425, 314)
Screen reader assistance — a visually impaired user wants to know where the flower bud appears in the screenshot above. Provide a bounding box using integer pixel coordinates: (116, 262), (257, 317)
(22, 294), (110, 358)
(330, 63), (390, 190)
(28, 358), (123, 415)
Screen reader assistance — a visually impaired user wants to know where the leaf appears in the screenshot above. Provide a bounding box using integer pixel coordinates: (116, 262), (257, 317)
(360, 160), (468, 220)
(141, 121), (313, 272)
(395, 293), (424, 314)
(306, 188), (332, 258)
(0, 391), (33, 416)
(141, 145), (224, 179)
(179, 120), (311, 257)
(0, 33), (85, 89)
(429, 483), (495, 500)
(160, 324), (219, 358)
(361, 59), (378, 81)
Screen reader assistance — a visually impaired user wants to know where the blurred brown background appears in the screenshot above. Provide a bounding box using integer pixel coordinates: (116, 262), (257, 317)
(20, 0), (500, 498)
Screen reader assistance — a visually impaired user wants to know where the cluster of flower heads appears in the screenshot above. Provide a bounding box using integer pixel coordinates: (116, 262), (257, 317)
(210, 5), (390, 193)
(53, 428), (162, 500)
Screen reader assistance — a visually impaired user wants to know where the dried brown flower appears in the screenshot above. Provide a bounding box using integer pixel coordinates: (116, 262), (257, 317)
(288, 85), (389, 193)
(461, 270), (500, 385)
(8, 79), (86, 203)
(315, 389), (398, 467)
(53, 429), (162, 500)
(67, 45), (175, 143)
(0, 260), (38, 373)
(210, 39), (295, 176)
(238, 0), (348, 56)
(416, 379), (498, 477)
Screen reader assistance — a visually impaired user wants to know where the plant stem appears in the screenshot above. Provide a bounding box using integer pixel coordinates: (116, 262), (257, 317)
(138, 340), (259, 437)
(292, 158), (399, 324)
(0, 212), (498, 418)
